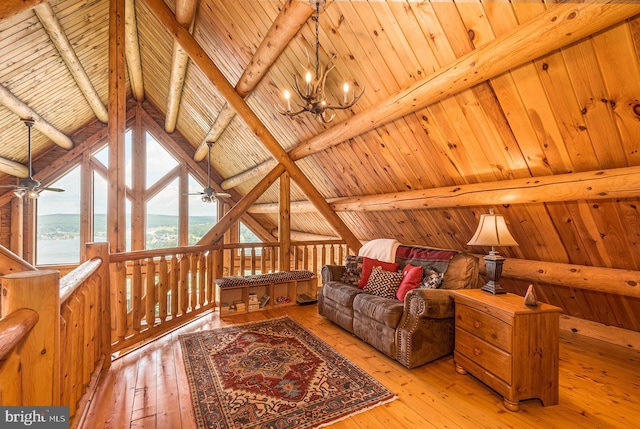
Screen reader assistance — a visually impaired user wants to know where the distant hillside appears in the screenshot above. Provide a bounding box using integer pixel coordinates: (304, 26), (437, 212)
(37, 213), (217, 238)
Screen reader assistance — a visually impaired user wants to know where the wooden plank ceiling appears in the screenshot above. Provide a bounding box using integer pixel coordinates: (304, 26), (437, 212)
(1, 0), (640, 330)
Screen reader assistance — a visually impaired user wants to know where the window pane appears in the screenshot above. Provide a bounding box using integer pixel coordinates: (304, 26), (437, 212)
(240, 223), (260, 243)
(146, 178), (179, 249)
(36, 166), (81, 265)
(93, 144), (108, 167)
(93, 171), (107, 242)
(146, 132), (178, 189)
(126, 198), (132, 252)
(125, 129), (132, 188)
(188, 175), (217, 245)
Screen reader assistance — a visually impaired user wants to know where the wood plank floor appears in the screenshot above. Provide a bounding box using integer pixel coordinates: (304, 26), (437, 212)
(83, 305), (640, 429)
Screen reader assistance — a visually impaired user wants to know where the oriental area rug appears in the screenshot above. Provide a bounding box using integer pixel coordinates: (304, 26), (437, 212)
(179, 316), (396, 429)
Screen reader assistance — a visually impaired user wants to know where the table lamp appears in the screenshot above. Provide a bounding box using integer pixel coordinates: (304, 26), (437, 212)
(467, 208), (518, 294)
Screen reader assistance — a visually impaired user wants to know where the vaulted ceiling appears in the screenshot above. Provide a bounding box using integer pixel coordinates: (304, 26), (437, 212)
(1, 0), (640, 330)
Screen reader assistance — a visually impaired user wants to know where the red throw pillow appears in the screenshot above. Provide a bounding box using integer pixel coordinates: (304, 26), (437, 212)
(358, 257), (400, 289)
(396, 264), (424, 301)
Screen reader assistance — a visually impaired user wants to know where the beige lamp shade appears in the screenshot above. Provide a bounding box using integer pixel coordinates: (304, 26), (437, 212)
(467, 211), (518, 248)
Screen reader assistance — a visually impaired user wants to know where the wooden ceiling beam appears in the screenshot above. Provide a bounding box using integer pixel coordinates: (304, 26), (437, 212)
(248, 166), (640, 213)
(0, 156), (29, 178)
(0, 0), (47, 23)
(164, 0), (197, 133)
(192, 0), (314, 161)
(221, 1), (640, 190)
(34, 3), (109, 123)
(125, 0), (144, 101)
(0, 84), (74, 150)
(143, 0), (362, 252)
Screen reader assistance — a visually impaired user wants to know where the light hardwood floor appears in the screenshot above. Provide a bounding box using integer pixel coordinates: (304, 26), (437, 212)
(83, 305), (640, 429)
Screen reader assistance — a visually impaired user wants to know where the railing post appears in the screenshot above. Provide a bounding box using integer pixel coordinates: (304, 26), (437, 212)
(1, 270), (60, 406)
(86, 242), (111, 370)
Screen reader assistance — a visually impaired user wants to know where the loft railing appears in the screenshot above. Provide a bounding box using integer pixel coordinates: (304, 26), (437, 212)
(0, 242), (110, 428)
(108, 243), (221, 354)
(223, 240), (348, 277)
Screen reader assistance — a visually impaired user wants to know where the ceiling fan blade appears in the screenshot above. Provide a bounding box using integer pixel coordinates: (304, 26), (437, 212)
(42, 187), (65, 192)
(213, 192), (231, 198)
(0, 184), (21, 189)
(185, 192), (205, 196)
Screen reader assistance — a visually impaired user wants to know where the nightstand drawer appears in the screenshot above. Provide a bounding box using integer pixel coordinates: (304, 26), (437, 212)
(455, 327), (512, 384)
(456, 304), (513, 352)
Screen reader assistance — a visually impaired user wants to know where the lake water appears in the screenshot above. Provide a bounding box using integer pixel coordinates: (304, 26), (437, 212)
(37, 239), (81, 265)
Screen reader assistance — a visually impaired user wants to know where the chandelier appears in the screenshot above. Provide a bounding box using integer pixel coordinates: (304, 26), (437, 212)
(277, 0), (364, 123)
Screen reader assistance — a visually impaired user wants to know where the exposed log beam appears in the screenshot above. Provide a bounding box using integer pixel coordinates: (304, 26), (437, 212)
(270, 228), (339, 241)
(221, 1), (640, 190)
(165, 0), (197, 133)
(193, 0), (313, 161)
(34, 3), (109, 122)
(0, 84), (74, 150)
(0, 0), (47, 23)
(197, 164), (286, 245)
(108, 0), (127, 253)
(0, 156), (29, 178)
(248, 166), (640, 213)
(279, 170), (291, 271)
(124, 0), (144, 101)
(143, 0), (362, 252)
(478, 256), (640, 299)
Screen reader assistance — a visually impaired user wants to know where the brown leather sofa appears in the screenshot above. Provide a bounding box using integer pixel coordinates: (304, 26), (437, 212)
(318, 249), (479, 368)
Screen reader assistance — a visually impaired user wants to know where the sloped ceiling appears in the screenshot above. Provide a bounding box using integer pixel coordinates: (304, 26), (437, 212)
(1, 0), (640, 330)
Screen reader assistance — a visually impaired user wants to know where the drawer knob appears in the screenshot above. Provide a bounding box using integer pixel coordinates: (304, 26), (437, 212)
(473, 320), (481, 329)
(473, 347), (481, 356)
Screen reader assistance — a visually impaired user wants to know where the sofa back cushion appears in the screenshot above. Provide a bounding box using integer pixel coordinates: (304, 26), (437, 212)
(440, 253), (480, 290)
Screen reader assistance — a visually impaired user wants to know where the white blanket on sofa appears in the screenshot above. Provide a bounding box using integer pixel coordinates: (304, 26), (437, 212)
(358, 238), (400, 263)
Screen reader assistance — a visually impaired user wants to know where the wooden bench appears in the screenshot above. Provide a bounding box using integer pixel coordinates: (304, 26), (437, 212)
(215, 270), (318, 314)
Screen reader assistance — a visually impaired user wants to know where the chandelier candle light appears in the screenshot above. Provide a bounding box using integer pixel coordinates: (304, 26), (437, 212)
(277, 0), (364, 123)
(467, 208), (519, 294)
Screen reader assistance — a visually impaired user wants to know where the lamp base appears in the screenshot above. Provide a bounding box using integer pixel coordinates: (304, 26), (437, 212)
(481, 281), (507, 294)
(482, 253), (507, 294)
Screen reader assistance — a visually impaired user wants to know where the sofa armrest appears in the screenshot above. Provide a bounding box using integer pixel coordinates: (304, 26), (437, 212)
(321, 265), (346, 284)
(403, 289), (455, 319)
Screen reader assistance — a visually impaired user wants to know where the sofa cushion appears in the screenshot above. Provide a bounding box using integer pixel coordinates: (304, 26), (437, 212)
(322, 281), (365, 308)
(364, 267), (403, 299)
(396, 264), (423, 301)
(358, 257), (400, 289)
(341, 255), (363, 286)
(353, 294), (404, 329)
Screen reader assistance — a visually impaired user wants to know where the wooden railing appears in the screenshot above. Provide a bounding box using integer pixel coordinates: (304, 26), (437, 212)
(223, 240), (349, 277)
(0, 242), (110, 428)
(108, 243), (221, 354)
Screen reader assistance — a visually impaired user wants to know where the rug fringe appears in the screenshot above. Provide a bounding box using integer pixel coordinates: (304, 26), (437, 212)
(314, 395), (399, 429)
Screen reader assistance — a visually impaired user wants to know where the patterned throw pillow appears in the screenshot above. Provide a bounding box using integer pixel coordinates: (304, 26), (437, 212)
(364, 266), (403, 299)
(418, 269), (445, 289)
(341, 255), (364, 286)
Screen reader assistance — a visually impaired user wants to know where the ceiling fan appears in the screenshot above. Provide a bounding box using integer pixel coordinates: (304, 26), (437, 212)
(0, 118), (64, 199)
(187, 142), (230, 203)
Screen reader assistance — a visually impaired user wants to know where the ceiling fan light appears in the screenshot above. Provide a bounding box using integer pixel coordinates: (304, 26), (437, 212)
(14, 189), (26, 199)
(27, 189), (39, 199)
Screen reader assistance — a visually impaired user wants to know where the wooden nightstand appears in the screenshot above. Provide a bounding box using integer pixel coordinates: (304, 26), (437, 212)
(453, 289), (561, 411)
